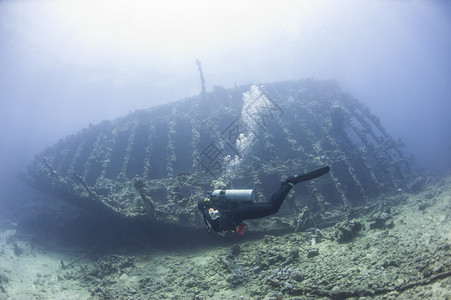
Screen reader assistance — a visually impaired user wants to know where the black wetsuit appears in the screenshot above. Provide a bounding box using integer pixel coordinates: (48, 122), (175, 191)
(198, 166), (330, 234)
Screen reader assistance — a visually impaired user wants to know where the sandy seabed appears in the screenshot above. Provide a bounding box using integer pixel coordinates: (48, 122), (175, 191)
(1, 177), (450, 300)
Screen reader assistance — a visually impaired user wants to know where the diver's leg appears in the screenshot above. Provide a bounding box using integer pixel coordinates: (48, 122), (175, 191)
(268, 183), (293, 213)
(234, 183), (293, 223)
(233, 167), (330, 223)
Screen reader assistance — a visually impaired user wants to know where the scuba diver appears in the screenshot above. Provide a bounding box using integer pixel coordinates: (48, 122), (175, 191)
(198, 166), (330, 235)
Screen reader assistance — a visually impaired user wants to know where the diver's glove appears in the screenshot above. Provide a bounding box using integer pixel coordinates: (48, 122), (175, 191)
(284, 166), (330, 186)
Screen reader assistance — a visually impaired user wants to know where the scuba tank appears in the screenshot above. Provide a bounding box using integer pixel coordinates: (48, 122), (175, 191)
(210, 189), (256, 203)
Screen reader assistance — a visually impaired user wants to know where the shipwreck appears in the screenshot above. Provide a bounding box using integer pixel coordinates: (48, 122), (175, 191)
(21, 79), (417, 231)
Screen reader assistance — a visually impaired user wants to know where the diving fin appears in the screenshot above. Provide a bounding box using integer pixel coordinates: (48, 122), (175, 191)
(286, 166), (330, 185)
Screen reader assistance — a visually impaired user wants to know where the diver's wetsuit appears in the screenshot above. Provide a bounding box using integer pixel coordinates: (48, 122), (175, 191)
(198, 166), (330, 234)
(233, 182), (292, 224)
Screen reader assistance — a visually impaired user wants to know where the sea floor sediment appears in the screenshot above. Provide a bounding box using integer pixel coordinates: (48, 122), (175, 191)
(1, 176), (450, 299)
